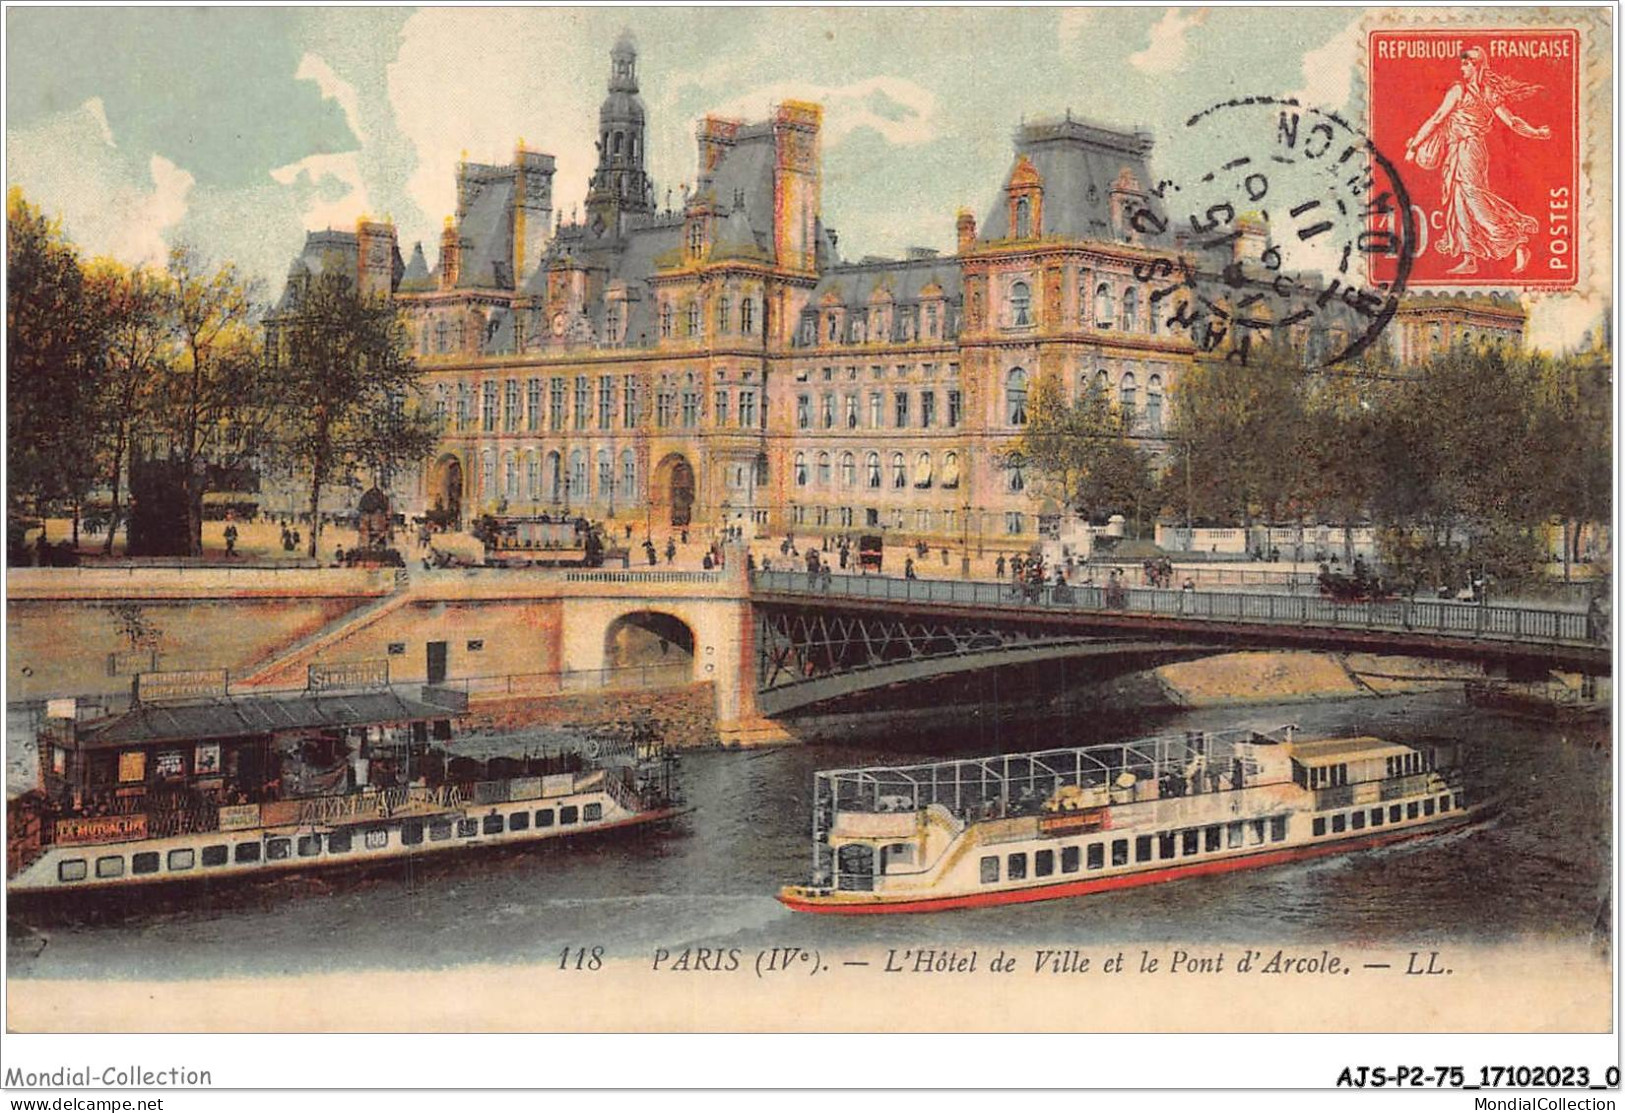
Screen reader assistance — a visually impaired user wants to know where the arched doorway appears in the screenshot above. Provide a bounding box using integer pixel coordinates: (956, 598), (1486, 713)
(652, 453), (696, 528)
(603, 610), (695, 685)
(430, 455), (464, 528)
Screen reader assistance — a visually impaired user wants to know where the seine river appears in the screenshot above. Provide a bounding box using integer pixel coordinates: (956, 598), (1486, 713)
(6, 691), (1610, 980)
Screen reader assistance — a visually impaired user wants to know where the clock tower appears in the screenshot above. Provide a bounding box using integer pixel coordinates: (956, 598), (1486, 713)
(584, 30), (656, 238)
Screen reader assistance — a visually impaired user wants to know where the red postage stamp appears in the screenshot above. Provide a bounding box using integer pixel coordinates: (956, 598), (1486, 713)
(1368, 27), (1580, 289)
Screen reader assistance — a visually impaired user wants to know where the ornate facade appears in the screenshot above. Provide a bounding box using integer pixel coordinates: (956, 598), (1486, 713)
(272, 33), (1525, 547)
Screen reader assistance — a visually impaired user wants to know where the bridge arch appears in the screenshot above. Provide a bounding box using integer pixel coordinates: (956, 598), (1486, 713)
(603, 609), (697, 682)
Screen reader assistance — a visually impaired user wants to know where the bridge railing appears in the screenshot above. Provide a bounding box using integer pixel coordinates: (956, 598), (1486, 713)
(748, 571), (1600, 648)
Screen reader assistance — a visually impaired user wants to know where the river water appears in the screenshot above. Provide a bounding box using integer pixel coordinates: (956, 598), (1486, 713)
(5, 692), (1610, 981)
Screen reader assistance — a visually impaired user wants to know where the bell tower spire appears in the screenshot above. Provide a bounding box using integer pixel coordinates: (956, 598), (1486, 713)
(585, 29), (656, 236)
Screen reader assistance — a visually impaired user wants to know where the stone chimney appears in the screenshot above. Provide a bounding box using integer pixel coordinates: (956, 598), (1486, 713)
(438, 217), (461, 290)
(956, 209), (977, 253)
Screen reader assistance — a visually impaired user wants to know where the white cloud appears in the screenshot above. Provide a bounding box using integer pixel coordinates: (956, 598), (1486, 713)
(705, 76), (938, 148)
(1129, 9), (1207, 75)
(1058, 9), (1098, 48)
(1293, 17), (1363, 109)
(270, 151), (373, 231)
(296, 52), (366, 143)
(7, 99), (192, 267)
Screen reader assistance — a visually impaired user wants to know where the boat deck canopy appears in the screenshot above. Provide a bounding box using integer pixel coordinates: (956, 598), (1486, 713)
(74, 691), (452, 749)
(1289, 736), (1411, 765)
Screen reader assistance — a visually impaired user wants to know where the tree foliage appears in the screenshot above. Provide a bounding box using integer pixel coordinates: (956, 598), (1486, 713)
(1015, 373), (1156, 532)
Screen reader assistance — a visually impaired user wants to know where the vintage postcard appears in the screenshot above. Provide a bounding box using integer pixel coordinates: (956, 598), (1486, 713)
(3, 4), (1615, 1095)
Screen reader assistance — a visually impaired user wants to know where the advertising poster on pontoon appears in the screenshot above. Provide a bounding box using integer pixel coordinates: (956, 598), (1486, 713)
(3, 3), (1616, 1097)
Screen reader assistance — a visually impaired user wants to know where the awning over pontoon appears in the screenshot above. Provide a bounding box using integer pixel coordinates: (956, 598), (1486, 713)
(74, 691), (451, 749)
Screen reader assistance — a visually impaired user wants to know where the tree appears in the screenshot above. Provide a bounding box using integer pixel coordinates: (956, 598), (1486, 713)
(1016, 372), (1156, 530)
(269, 270), (441, 559)
(145, 245), (263, 556)
(6, 188), (108, 545)
(83, 261), (168, 554)
(1528, 351), (1611, 579)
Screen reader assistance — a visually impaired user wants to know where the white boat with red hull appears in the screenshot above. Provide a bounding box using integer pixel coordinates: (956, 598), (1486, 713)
(778, 726), (1488, 915)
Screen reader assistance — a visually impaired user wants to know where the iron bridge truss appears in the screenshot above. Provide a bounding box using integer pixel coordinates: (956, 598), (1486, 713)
(754, 606), (1118, 692)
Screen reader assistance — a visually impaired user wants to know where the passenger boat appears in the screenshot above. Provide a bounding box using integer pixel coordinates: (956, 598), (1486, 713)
(778, 726), (1486, 914)
(7, 665), (681, 897)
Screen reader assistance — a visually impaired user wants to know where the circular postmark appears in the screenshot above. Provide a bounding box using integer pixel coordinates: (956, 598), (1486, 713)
(1124, 96), (1418, 367)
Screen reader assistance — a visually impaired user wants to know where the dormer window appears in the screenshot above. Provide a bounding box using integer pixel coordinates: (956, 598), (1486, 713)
(741, 298), (754, 333)
(1015, 197), (1031, 238)
(1010, 281), (1032, 327)
(688, 222), (704, 256)
(660, 302), (673, 339)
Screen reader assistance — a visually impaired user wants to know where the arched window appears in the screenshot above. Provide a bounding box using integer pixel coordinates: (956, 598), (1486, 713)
(866, 452), (882, 488)
(1015, 196), (1031, 238)
(827, 313), (838, 342)
(526, 453), (540, 501)
(1007, 367), (1029, 426)
(1121, 287), (1139, 333)
(1007, 452), (1026, 493)
(660, 302), (673, 338)
(1010, 281), (1032, 327)
(545, 451), (561, 502)
(840, 451), (856, 487)
(891, 452), (906, 489)
(914, 451), (933, 488)
(816, 452), (831, 486)
(686, 303), (700, 336)
(1119, 371), (1137, 427)
(569, 449), (587, 501)
(1147, 375), (1163, 433)
(1148, 292), (1160, 335)
(741, 298), (754, 333)
(794, 452), (808, 487)
(717, 296), (730, 332)
(613, 131), (623, 155)
(597, 449), (612, 495)
(687, 222), (703, 256)
(1094, 283), (1115, 328)
(1095, 369), (1110, 399)
(620, 449), (637, 497)
(942, 451), (960, 489)
(503, 452), (517, 500)
(481, 450), (495, 498)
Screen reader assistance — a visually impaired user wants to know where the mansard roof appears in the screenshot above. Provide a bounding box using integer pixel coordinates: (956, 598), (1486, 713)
(978, 116), (1166, 244)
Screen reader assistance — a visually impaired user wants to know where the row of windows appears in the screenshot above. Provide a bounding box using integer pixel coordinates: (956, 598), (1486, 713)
(1000, 277), (1164, 336)
(978, 816), (1290, 885)
(437, 376), (759, 435)
(474, 447), (638, 506)
(54, 804), (606, 883)
(1004, 367), (1163, 431)
(796, 363), (960, 384)
(1310, 795), (1454, 838)
(787, 505), (1033, 536)
(794, 450), (961, 491)
(659, 295), (758, 339)
(800, 301), (953, 348)
(796, 390), (962, 431)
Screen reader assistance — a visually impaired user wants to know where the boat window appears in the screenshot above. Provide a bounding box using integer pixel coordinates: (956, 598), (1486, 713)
(1249, 819), (1265, 845)
(560, 806), (579, 826)
(1135, 836), (1153, 863)
(96, 855), (125, 879)
(1423, 798), (1435, 817)
(1370, 808), (1384, 827)
(1159, 832), (1176, 859)
(535, 810), (555, 828)
(202, 845), (228, 867)
(584, 803), (603, 822)
(235, 842), (261, 863)
(365, 829), (389, 849)
(1389, 804), (1402, 824)
(483, 814), (505, 835)
(433, 720), (452, 741)
(1351, 811), (1366, 830)
(328, 831), (353, 854)
(1312, 817), (1327, 837)
(1203, 826), (1221, 853)
(1007, 852), (1028, 881)
(509, 812), (531, 832)
(132, 852), (160, 875)
(1035, 849), (1054, 877)
(267, 838), (291, 860)
(298, 835), (322, 857)
(1111, 839), (1128, 867)
(1269, 816), (1287, 842)
(429, 822), (452, 842)
(1087, 843), (1104, 870)
(1331, 814), (1346, 834)
(1440, 795), (1452, 813)
(458, 819), (478, 838)
(402, 821), (425, 845)
(1060, 846), (1080, 873)
(1227, 822), (1244, 848)
(1182, 829), (1199, 856)
(1407, 802), (1419, 820)
(980, 856), (1000, 884)
(58, 859), (87, 882)
(167, 849), (195, 871)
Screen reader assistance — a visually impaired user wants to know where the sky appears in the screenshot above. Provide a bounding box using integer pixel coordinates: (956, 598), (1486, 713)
(5, 6), (1608, 350)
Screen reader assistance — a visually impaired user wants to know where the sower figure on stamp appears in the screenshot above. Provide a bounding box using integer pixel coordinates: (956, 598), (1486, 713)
(1405, 46), (1551, 275)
